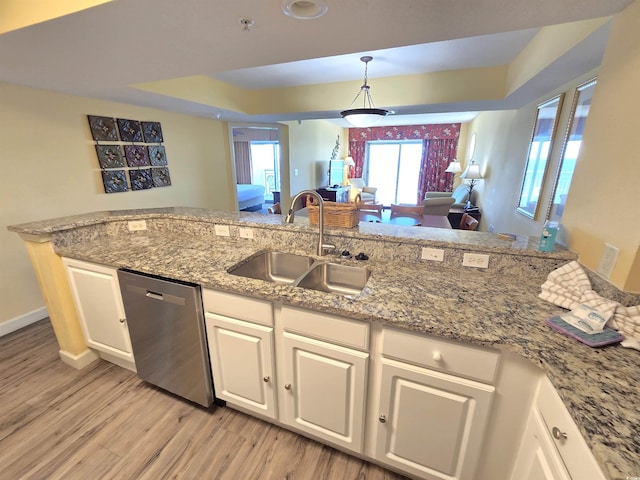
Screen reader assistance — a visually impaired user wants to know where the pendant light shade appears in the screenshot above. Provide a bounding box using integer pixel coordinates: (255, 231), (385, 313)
(341, 56), (389, 127)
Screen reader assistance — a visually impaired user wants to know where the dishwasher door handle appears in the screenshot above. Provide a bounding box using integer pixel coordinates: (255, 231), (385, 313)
(145, 290), (164, 301)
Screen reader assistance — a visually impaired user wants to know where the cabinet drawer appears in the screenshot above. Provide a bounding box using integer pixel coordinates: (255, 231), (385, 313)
(381, 327), (499, 384)
(281, 306), (369, 351)
(202, 289), (272, 327)
(536, 378), (606, 480)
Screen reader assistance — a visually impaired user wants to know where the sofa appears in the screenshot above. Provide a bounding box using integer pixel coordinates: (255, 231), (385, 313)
(349, 178), (377, 204)
(424, 184), (471, 209)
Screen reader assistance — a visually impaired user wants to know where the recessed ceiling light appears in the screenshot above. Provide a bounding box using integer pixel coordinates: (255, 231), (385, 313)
(282, 0), (328, 20)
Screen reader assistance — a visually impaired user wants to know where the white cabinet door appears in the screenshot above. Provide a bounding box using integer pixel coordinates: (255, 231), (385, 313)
(63, 258), (133, 364)
(373, 357), (494, 480)
(511, 409), (571, 480)
(205, 313), (276, 418)
(281, 331), (369, 454)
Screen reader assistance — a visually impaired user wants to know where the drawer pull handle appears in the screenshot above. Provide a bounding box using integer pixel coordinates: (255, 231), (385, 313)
(379, 414), (386, 423)
(284, 383), (292, 390)
(263, 376), (270, 383)
(552, 426), (568, 440)
(119, 318), (126, 323)
(433, 352), (443, 362)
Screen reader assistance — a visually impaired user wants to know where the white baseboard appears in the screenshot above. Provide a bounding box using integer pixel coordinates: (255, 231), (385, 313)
(0, 306), (48, 337)
(59, 348), (100, 369)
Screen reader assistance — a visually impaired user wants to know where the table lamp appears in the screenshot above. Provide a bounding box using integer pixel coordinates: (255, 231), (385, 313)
(460, 161), (483, 208)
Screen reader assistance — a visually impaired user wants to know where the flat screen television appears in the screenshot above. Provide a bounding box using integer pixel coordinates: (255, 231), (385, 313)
(328, 160), (344, 187)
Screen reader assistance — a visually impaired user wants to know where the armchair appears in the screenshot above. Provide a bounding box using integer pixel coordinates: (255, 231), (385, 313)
(422, 197), (455, 216)
(349, 178), (377, 204)
(424, 184), (471, 209)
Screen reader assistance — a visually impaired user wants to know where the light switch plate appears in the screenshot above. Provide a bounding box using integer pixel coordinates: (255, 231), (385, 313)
(421, 247), (444, 262)
(238, 227), (254, 239)
(127, 220), (147, 231)
(463, 253), (489, 268)
(214, 224), (230, 237)
(597, 243), (619, 279)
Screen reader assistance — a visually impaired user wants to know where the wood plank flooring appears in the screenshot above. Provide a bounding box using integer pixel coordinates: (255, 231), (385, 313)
(0, 320), (408, 480)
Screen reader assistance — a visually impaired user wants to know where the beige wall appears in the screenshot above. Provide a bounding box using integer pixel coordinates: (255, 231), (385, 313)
(471, 1), (640, 292)
(468, 68), (597, 237)
(561, 0), (640, 292)
(283, 120), (344, 200)
(0, 82), (231, 327)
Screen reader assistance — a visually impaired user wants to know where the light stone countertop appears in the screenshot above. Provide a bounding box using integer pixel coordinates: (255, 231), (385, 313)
(9, 208), (639, 480)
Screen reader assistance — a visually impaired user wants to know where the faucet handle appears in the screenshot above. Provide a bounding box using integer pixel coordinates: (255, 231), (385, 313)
(322, 243), (337, 254)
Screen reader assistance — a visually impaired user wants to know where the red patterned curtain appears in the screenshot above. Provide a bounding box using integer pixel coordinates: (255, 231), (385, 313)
(417, 138), (458, 201)
(348, 123), (460, 194)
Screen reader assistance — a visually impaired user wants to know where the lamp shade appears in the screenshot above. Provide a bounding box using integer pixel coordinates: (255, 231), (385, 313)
(460, 162), (483, 180)
(445, 161), (462, 173)
(344, 156), (355, 167)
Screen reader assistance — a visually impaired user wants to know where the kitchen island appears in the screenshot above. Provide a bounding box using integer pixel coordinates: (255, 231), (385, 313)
(9, 207), (640, 480)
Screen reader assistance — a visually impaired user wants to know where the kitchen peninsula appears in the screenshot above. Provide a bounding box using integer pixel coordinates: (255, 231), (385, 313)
(9, 207), (640, 480)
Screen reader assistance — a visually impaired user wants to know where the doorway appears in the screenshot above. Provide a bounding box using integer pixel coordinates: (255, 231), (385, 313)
(230, 125), (286, 212)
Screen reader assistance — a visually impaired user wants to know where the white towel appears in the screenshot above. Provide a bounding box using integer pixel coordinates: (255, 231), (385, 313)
(539, 261), (640, 350)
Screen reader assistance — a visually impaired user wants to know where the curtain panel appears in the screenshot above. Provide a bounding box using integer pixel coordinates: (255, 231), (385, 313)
(234, 141), (252, 184)
(347, 124), (460, 196)
(417, 138), (458, 201)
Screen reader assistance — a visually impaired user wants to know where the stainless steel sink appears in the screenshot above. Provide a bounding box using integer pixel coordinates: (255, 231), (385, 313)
(294, 262), (370, 296)
(228, 251), (314, 284)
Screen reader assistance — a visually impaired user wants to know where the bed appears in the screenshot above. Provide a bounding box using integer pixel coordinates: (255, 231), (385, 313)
(237, 183), (265, 211)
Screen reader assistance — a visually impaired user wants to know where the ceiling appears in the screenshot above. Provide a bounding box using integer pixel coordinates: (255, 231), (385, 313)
(0, 0), (633, 126)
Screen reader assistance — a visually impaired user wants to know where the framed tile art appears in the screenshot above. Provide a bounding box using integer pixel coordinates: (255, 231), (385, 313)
(124, 145), (150, 167)
(101, 170), (128, 193)
(88, 116), (119, 142)
(95, 145), (125, 169)
(148, 145), (167, 166)
(142, 121), (163, 143)
(129, 169), (153, 190)
(152, 167), (171, 187)
(117, 118), (143, 142)
(89, 114), (170, 194)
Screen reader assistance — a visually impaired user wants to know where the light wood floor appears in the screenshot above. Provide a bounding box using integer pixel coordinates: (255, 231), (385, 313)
(0, 320), (408, 480)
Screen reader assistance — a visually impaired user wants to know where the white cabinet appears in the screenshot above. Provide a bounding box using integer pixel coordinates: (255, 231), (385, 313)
(511, 377), (606, 480)
(62, 258), (134, 369)
(370, 327), (498, 480)
(279, 306), (370, 454)
(202, 289), (276, 419)
(511, 409), (571, 480)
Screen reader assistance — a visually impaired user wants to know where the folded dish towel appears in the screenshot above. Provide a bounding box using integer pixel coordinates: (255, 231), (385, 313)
(539, 261), (640, 350)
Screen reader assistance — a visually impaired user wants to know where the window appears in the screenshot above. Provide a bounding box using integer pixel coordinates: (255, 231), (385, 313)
(547, 78), (597, 222)
(365, 141), (422, 205)
(517, 94), (564, 219)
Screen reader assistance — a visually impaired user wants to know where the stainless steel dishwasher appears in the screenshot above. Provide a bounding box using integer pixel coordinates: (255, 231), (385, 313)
(117, 269), (215, 407)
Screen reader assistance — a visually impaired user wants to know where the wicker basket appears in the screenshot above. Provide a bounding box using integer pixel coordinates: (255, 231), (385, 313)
(307, 194), (361, 228)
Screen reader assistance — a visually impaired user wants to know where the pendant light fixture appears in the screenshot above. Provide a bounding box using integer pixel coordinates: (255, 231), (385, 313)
(341, 56), (389, 128)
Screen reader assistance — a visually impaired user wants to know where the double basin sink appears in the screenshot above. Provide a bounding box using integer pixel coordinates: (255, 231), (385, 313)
(228, 251), (370, 296)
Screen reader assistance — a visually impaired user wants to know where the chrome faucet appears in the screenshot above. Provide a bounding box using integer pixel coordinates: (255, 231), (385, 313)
(285, 190), (335, 256)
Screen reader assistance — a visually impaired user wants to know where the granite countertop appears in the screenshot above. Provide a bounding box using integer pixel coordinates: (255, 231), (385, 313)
(9, 208), (638, 479)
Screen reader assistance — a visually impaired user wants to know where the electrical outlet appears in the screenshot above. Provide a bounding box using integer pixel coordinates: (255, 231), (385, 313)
(214, 224), (230, 237)
(127, 220), (147, 231)
(238, 227), (254, 239)
(597, 243), (619, 279)
(421, 247), (444, 262)
(463, 253), (490, 268)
